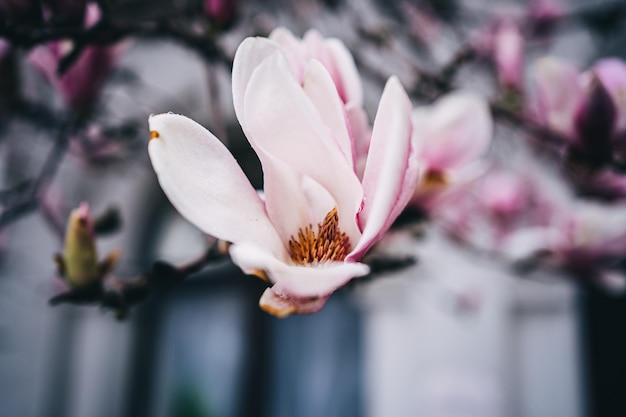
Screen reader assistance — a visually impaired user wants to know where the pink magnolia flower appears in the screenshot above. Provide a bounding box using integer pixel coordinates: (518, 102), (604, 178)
(470, 17), (524, 92)
(409, 92), (493, 211)
(29, 3), (125, 115)
(532, 56), (626, 141)
(531, 56), (626, 194)
(549, 204), (626, 275)
(148, 32), (417, 317)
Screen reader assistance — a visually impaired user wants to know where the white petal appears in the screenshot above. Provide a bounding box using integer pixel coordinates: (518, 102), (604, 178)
(232, 36), (283, 131)
(259, 288), (329, 317)
(350, 77), (417, 261)
(269, 27), (307, 80)
(532, 57), (582, 138)
(302, 59), (355, 167)
(325, 38), (363, 106)
(230, 242), (370, 297)
(148, 113), (285, 257)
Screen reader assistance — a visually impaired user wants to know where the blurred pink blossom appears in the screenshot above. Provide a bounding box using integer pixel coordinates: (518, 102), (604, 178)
(546, 204), (626, 281)
(410, 92), (493, 211)
(493, 19), (524, 91)
(148, 30), (417, 317)
(527, 0), (564, 41)
(203, 0), (236, 27)
(532, 56), (626, 143)
(29, 3), (126, 115)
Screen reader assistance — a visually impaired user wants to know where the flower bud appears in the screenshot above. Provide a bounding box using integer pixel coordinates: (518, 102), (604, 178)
(57, 202), (120, 288)
(571, 73), (616, 168)
(493, 19), (524, 92)
(203, 0), (237, 28)
(528, 0), (563, 40)
(62, 202), (99, 287)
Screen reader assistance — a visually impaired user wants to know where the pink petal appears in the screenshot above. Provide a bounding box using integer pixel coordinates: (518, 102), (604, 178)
(413, 92), (492, 171)
(148, 113), (286, 258)
(241, 50), (363, 244)
(232, 36), (283, 130)
(269, 27), (307, 80)
(230, 242), (370, 297)
(259, 288), (329, 317)
(349, 76), (416, 261)
(346, 103), (371, 177)
(325, 38), (363, 106)
(302, 59), (355, 167)
(532, 57), (582, 138)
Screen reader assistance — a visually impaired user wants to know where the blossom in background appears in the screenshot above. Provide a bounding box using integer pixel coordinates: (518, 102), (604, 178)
(29, 3), (125, 116)
(527, 0), (563, 41)
(409, 92), (493, 212)
(54, 202), (120, 288)
(532, 56), (626, 151)
(506, 202), (626, 291)
(531, 56), (626, 195)
(492, 19), (524, 92)
(203, 0), (237, 27)
(471, 17), (525, 93)
(435, 164), (566, 260)
(148, 30), (417, 317)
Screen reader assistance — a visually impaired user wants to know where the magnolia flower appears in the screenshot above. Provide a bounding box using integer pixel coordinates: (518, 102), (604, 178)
(504, 203), (626, 289)
(409, 92), (493, 210)
(532, 56), (626, 193)
(532, 57), (626, 142)
(29, 3), (125, 115)
(148, 32), (416, 317)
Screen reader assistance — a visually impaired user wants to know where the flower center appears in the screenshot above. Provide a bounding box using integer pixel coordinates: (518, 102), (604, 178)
(421, 169), (448, 189)
(288, 207), (351, 265)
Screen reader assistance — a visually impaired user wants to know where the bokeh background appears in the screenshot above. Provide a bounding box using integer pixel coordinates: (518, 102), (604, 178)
(1, 0), (625, 416)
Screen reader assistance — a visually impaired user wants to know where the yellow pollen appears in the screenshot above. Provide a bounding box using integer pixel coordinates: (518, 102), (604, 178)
(288, 207), (351, 265)
(422, 169), (447, 189)
(149, 130), (160, 140)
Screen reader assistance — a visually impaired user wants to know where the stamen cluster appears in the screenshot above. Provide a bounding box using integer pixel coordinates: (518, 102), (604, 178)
(288, 208), (351, 265)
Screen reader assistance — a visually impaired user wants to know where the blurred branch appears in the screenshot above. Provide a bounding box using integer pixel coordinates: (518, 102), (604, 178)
(48, 242), (228, 312)
(561, 1), (626, 33)
(0, 14), (232, 69)
(0, 121), (70, 229)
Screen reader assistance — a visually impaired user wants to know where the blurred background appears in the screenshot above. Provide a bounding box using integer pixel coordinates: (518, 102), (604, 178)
(1, 0), (626, 416)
